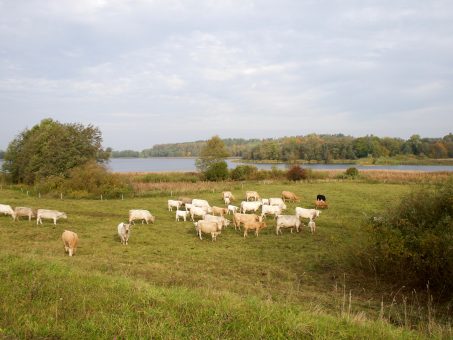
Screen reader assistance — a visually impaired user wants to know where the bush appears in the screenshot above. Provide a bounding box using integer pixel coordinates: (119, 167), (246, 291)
(230, 165), (258, 181)
(345, 167), (359, 178)
(286, 165), (307, 181)
(364, 180), (453, 296)
(204, 161), (229, 181)
(34, 161), (132, 199)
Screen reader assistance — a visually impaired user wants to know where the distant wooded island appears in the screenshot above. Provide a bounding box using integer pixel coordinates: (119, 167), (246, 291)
(107, 134), (453, 164)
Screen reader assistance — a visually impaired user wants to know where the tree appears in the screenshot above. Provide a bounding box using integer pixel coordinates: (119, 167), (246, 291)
(2, 118), (109, 184)
(195, 136), (229, 173)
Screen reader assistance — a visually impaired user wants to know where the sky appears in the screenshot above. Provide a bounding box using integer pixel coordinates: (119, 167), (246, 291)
(1, 0), (452, 151)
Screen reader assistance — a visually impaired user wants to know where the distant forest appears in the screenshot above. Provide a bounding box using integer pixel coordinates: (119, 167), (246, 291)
(110, 133), (453, 162)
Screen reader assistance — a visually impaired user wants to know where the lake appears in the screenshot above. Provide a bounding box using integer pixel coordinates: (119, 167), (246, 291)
(1, 158), (452, 173)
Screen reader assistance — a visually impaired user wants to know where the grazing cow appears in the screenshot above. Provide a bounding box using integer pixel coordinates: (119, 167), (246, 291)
(222, 191), (235, 201)
(261, 205), (282, 219)
(168, 200), (182, 211)
(243, 221), (267, 237)
(194, 220), (222, 241)
(227, 205), (239, 215)
(14, 207), (35, 221)
(129, 209), (155, 224)
(192, 199), (212, 213)
(317, 194), (326, 202)
(203, 214), (230, 228)
(190, 206), (208, 221)
(315, 200), (328, 209)
(212, 206), (228, 217)
(281, 191), (300, 202)
(233, 213), (261, 230)
(245, 191), (260, 201)
(308, 220), (316, 233)
(61, 230), (79, 256)
(295, 207), (321, 222)
(175, 210), (190, 221)
(0, 204), (15, 220)
(276, 215), (302, 235)
(117, 222), (132, 245)
(37, 209), (67, 225)
(269, 198), (287, 210)
(224, 197), (231, 205)
(240, 201), (262, 214)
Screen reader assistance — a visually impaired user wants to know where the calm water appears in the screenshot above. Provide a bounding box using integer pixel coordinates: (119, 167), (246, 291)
(1, 158), (452, 173)
(107, 158), (453, 172)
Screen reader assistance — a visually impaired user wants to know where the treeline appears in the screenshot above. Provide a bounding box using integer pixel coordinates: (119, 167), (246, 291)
(0, 150), (4, 159)
(111, 133), (453, 161)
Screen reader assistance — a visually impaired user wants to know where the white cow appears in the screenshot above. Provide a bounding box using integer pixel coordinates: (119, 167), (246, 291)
(129, 209), (155, 224)
(224, 197), (231, 205)
(276, 215), (302, 235)
(203, 214), (230, 228)
(261, 205), (282, 219)
(168, 200), (182, 211)
(117, 222), (132, 245)
(0, 204), (15, 220)
(185, 203), (194, 212)
(190, 206), (208, 221)
(37, 209), (67, 225)
(194, 220), (222, 241)
(222, 191), (235, 200)
(62, 230), (79, 256)
(240, 201), (262, 214)
(262, 198), (269, 205)
(308, 220), (316, 233)
(227, 205), (239, 215)
(175, 209), (190, 222)
(14, 207), (35, 221)
(295, 207), (321, 222)
(269, 198), (287, 210)
(192, 199), (212, 213)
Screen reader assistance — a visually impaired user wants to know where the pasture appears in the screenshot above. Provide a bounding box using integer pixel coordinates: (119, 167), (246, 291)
(0, 180), (445, 338)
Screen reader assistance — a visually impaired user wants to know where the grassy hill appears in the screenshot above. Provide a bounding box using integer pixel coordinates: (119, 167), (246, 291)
(0, 181), (448, 338)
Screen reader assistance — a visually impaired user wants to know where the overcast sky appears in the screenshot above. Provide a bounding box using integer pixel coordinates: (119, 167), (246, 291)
(1, 0), (452, 150)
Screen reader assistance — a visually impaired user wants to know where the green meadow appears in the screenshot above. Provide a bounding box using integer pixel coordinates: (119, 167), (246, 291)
(0, 180), (449, 338)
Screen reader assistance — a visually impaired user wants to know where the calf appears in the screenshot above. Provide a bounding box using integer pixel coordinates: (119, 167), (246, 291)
(240, 201), (262, 214)
(224, 197), (231, 205)
(243, 221), (267, 237)
(61, 230), (79, 256)
(212, 206), (228, 217)
(117, 222), (132, 245)
(308, 220), (316, 233)
(175, 209), (190, 222)
(168, 200), (182, 211)
(227, 205), (239, 215)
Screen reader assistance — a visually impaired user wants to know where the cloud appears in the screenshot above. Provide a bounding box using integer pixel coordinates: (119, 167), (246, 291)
(0, 0), (452, 150)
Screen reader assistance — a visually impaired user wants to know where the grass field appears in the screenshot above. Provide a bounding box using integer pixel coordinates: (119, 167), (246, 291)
(0, 180), (450, 338)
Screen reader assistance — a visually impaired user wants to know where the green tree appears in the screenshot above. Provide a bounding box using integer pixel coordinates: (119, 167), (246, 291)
(195, 136), (229, 172)
(2, 118), (109, 184)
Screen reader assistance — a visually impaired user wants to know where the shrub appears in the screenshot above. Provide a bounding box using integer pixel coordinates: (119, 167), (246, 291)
(34, 161), (132, 199)
(364, 180), (453, 296)
(204, 161), (229, 181)
(230, 165), (258, 181)
(286, 165), (307, 181)
(345, 167), (359, 178)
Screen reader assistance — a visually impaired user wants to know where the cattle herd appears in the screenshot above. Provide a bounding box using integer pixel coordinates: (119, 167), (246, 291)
(0, 190), (328, 256)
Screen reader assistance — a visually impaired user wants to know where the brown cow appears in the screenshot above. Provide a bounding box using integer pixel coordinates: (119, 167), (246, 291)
(281, 191), (300, 202)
